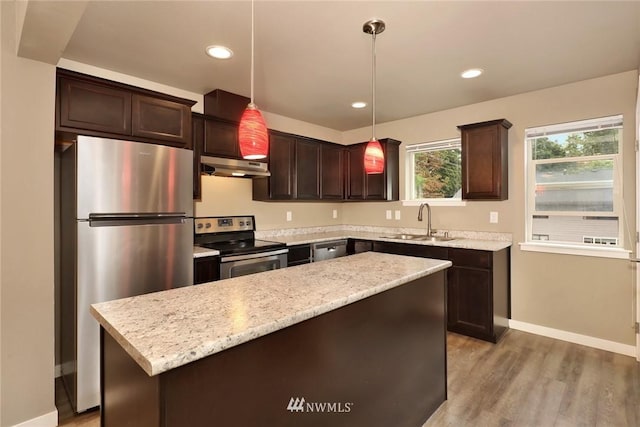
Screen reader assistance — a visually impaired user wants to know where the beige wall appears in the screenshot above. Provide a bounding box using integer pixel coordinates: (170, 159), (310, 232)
(1, 1), (57, 425)
(195, 176), (344, 230)
(342, 71), (638, 345)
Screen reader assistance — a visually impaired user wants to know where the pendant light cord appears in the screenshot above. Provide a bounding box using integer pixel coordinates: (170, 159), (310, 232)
(250, 0), (255, 105)
(371, 31), (377, 141)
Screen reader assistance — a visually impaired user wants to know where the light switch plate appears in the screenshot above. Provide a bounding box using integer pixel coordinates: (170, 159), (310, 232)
(332, 209), (338, 219)
(286, 211), (292, 222)
(394, 210), (401, 220)
(386, 210), (392, 220)
(490, 211), (499, 224)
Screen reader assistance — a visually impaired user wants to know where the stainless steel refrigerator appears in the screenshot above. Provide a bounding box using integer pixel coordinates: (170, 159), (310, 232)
(60, 135), (194, 412)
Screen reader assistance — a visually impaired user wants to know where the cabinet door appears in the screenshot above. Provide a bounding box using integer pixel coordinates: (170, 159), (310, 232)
(58, 76), (132, 135)
(295, 139), (320, 199)
(287, 244), (312, 266)
(321, 144), (344, 199)
(192, 115), (204, 200)
(346, 145), (366, 200)
(194, 257), (220, 285)
(447, 266), (493, 339)
(132, 94), (192, 147)
(459, 119), (510, 200)
(203, 119), (241, 158)
(268, 133), (296, 199)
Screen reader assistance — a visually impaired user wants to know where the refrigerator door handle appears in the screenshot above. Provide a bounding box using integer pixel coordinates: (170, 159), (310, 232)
(89, 216), (188, 227)
(89, 212), (187, 219)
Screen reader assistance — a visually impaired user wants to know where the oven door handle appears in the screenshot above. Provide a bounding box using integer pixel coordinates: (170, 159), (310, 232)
(220, 248), (289, 263)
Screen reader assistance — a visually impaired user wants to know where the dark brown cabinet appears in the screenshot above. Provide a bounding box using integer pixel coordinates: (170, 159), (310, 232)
(194, 256), (220, 285)
(368, 239), (510, 343)
(58, 76), (131, 136)
(447, 248), (509, 342)
(321, 143), (344, 199)
(347, 239), (373, 255)
(252, 132), (323, 201)
(56, 69), (195, 148)
(253, 132), (295, 200)
(192, 114), (204, 200)
(287, 244), (312, 266)
(295, 139), (320, 199)
(132, 94), (192, 147)
(458, 119), (512, 200)
(203, 118), (241, 159)
(346, 139), (400, 201)
(372, 241), (448, 260)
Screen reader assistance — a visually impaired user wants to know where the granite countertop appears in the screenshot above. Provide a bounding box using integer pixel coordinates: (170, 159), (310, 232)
(263, 230), (512, 252)
(193, 245), (219, 258)
(91, 252), (451, 377)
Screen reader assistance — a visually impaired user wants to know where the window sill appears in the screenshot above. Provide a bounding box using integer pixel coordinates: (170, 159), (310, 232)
(402, 199), (467, 207)
(519, 242), (630, 259)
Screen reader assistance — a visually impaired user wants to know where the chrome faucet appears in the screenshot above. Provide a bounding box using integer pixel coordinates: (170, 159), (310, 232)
(417, 202), (433, 236)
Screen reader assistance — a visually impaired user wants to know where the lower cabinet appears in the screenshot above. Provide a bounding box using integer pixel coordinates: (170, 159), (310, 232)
(447, 248), (510, 343)
(287, 244), (312, 267)
(194, 256), (220, 285)
(347, 239), (373, 255)
(358, 238), (510, 343)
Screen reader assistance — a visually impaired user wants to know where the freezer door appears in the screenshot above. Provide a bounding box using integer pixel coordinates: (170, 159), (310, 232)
(75, 218), (193, 412)
(76, 135), (193, 219)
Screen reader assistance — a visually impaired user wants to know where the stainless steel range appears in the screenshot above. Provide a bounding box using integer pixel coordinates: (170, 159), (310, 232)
(194, 216), (288, 279)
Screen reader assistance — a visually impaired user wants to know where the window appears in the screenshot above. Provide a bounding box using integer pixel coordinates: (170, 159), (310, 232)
(405, 139), (463, 205)
(524, 115), (625, 253)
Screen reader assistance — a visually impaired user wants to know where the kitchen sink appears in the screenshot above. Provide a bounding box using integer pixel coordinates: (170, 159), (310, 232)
(379, 234), (457, 242)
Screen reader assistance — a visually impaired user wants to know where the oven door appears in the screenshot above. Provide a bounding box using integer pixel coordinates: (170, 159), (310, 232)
(220, 249), (288, 279)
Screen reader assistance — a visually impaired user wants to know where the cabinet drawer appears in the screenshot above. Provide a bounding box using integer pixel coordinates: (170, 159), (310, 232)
(448, 248), (491, 269)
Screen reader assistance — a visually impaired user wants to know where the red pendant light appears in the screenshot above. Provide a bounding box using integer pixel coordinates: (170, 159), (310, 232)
(239, 103), (268, 159)
(363, 19), (386, 174)
(364, 139), (384, 174)
(238, 0), (268, 160)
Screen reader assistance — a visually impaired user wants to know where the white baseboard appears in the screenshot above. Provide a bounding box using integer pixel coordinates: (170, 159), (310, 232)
(11, 410), (58, 427)
(509, 319), (636, 357)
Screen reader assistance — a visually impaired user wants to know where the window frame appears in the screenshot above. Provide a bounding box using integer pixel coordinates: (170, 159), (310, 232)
(521, 115), (630, 259)
(402, 138), (466, 207)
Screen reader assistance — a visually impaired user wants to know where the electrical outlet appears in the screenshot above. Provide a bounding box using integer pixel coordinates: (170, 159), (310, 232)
(394, 210), (401, 220)
(386, 210), (392, 220)
(286, 211), (292, 222)
(332, 209), (338, 219)
(490, 211), (499, 224)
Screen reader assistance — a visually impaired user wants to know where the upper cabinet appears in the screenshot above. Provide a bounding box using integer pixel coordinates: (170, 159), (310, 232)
(346, 139), (400, 201)
(458, 119), (512, 201)
(253, 131), (295, 200)
(320, 143), (344, 199)
(202, 117), (241, 159)
(253, 132), (400, 202)
(56, 69), (195, 149)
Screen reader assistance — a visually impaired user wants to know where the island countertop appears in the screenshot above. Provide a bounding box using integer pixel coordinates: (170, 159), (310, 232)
(91, 252), (451, 377)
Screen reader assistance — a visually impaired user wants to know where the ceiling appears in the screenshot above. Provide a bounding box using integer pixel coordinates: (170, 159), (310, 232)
(18, 1), (640, 131)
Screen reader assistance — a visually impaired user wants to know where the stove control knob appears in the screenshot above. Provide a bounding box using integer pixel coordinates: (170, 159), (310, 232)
(239, 221), (245, 226)
(205, 223), (212, 229)
(196, 223), (204, 229)
(246, 220), (252, 227)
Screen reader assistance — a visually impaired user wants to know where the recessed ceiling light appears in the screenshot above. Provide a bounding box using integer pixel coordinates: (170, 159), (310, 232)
(205, 45), (234, 60)
(352, 101), (367, 109)
(461, 68), (483, 79)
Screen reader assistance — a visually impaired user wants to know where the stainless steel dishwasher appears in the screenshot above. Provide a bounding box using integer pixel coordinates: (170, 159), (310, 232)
(312, 239), (348, 262)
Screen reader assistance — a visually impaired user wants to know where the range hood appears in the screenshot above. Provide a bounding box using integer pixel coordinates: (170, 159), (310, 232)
(200, 155), (270, 177)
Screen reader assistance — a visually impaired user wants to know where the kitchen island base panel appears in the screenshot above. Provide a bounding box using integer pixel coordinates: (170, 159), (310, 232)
(101, 271), (447, 427)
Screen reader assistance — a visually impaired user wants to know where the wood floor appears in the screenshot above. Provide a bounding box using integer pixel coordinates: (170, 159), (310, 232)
(56, 330), (640, 427)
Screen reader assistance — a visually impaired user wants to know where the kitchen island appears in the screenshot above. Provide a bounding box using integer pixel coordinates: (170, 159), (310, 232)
(91, 252), (451, 427)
